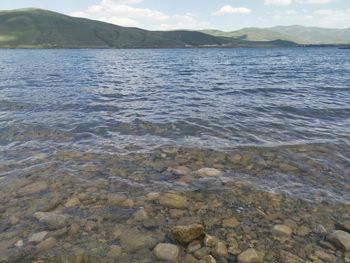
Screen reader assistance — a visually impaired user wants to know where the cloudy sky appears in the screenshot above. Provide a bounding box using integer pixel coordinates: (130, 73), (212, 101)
(1, 0), (349, 30)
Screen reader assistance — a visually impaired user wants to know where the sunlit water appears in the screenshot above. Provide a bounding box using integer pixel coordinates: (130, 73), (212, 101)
(0, 48), (349, 203)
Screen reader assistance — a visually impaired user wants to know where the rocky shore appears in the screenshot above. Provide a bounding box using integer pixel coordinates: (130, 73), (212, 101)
(0, 145), (349, 262)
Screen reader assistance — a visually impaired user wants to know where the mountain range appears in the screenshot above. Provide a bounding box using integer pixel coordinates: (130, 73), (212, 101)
(0, 8), (349, 49)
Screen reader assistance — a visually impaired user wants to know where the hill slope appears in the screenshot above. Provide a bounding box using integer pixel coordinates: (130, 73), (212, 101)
(202, 26), (350, 45)
(0, 8), (297, 48)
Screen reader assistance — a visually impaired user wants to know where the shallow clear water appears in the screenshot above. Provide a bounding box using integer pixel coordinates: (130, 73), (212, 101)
(0, 48), (349, 202)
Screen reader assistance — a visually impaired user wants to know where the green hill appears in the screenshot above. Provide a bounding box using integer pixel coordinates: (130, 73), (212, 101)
(202, 26), (350, 45)
(0, 8), (297, 48)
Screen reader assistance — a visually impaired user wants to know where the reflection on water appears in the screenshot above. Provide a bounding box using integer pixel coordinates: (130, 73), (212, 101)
(0, 48), (350, 262)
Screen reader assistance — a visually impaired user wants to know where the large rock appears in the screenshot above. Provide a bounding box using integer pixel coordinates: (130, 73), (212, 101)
(272, 224), (292, 243)
(238, 249), (262, 263)
(327, 230), (350, 251)
(34, 212), (68, 230)
(194, 168), (222, 177)
(153, 243), (179, 262)
(19, 181), (48, 194)
(159, 193), (187, 209)
(172, 224), (204, 244)
(119, 228), (158, 252)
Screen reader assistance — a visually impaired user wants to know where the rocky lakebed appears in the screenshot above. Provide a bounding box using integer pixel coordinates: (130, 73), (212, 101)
(0, 144), (349, 263)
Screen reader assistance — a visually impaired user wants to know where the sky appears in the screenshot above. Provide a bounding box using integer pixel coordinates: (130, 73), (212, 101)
(1, 0), (349, 30)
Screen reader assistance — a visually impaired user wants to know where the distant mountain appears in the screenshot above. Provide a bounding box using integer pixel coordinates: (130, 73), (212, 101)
(202, 26), (350, 45)
(0, 8), (297, 48)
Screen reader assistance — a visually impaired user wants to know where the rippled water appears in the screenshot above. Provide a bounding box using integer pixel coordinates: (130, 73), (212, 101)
(0, 48), (349, 202)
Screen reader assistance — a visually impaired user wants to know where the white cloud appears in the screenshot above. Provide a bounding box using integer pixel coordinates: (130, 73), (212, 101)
(265, 0), (334, 5)
(265, 0), (292, 5)
(313, 9), (350, 26)
(213, 5), (252, 16)
(70, 0), (210, 30)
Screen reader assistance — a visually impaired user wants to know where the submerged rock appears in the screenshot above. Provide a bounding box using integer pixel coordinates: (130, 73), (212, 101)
(172, 224), (204, 244)
(19, 181), (48, 194)
(214, 241), (228, 257)
(153, 243), (180, 262)
(159, 193), (187, 209)
(327, 230), (350, 251)
(222, 217), (240, 228)
(238, 248), (262, 263)
(65, 197), (81, 208)
(272, 224), (292, 243)
(194, 168), (222, 177)
(28, 231), (48, 243)
(34, 212), (68, 230)
(37, 237), (57, 252)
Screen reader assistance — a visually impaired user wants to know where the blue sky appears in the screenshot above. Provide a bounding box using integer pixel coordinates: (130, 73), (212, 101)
(1, 0), (349, 30)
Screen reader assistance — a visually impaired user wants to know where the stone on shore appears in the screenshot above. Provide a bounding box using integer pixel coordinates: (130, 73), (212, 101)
(238, 248), (262, 263)
(194, 168), (222, 177)
(327, 230), (350, 251)
(153, 243), (180, 262)
(159, 193), (187, 209)
(172, 224), (204, 244)
(34, 212), (68, 230)
(272, 224), (292, 243)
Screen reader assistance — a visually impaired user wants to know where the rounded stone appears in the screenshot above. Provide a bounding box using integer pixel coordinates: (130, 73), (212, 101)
(159, 193), (187, 209)
(272, 224), (292, 243)
(172, 224), (204, 244)
(238, 249), (262, 263)
(327, 230), (350, 251)
(153, 243), (180, 262)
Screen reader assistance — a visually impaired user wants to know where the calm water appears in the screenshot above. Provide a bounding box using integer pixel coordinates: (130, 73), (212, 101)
(0, 48), (349, 202)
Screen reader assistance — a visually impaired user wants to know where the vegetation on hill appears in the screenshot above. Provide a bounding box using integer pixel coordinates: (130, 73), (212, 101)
(0, 8), (298, 48)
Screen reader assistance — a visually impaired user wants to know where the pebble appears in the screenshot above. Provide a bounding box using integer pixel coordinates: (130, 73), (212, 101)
(194, 168), (222, 177)
(327, 230), (350, 251)
(65, 197), (81, 208)
(188, 240), (202, 252)
(202, 255), (217, 263)
(15, 240), (23, 248)
(238, 248), (262, 263)
(34, 212), (68, 230)
(167, 166), (192, 176)
(37, 237), (57, 252)
(153, 243), (180, 262)
(159, 193), (187, 209)
(215, 241), (228, 257)
(146, 192), (160, 201)
(107, 194), (134, 207)
(172, 224), (204, 244)
(222, 217), (240, 228)
(132, 209), (149, 221)
(272, 224), (292, 243)
(19, 181), (48, 194)
(119, 228), (158, 252)
(28, 231), (48, 243)
(107, 245), (122, 257)
(204, 234), (218, 247)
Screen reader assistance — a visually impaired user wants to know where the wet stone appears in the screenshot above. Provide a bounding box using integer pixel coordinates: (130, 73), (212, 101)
(238, 248), (262, 263)
(153, 243), (180, 262)
(204, 234), (218, 247)
(65, 197), (81, 208)
(327, 230), (350, 251)
(19, 181), (48, 194)
(107, 245), (122, 258)
(37, 237), (57, 252)
(272, 224), (292, 243)
(202, 255), (217, 263)
(194, 168), (222, 177)
(28, 231), (48, 243)
(119, 228), (158, 252)
(214, 241), (228, 257)
(34, 212), (68, 230)
(222, 217), (240, 228)
(159, 193), (187, 209)
(172, 224), (204, 244)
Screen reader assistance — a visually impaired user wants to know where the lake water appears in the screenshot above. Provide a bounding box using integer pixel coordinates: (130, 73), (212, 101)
(1, 48), (349, 201)
(0, 48), (350, 262)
